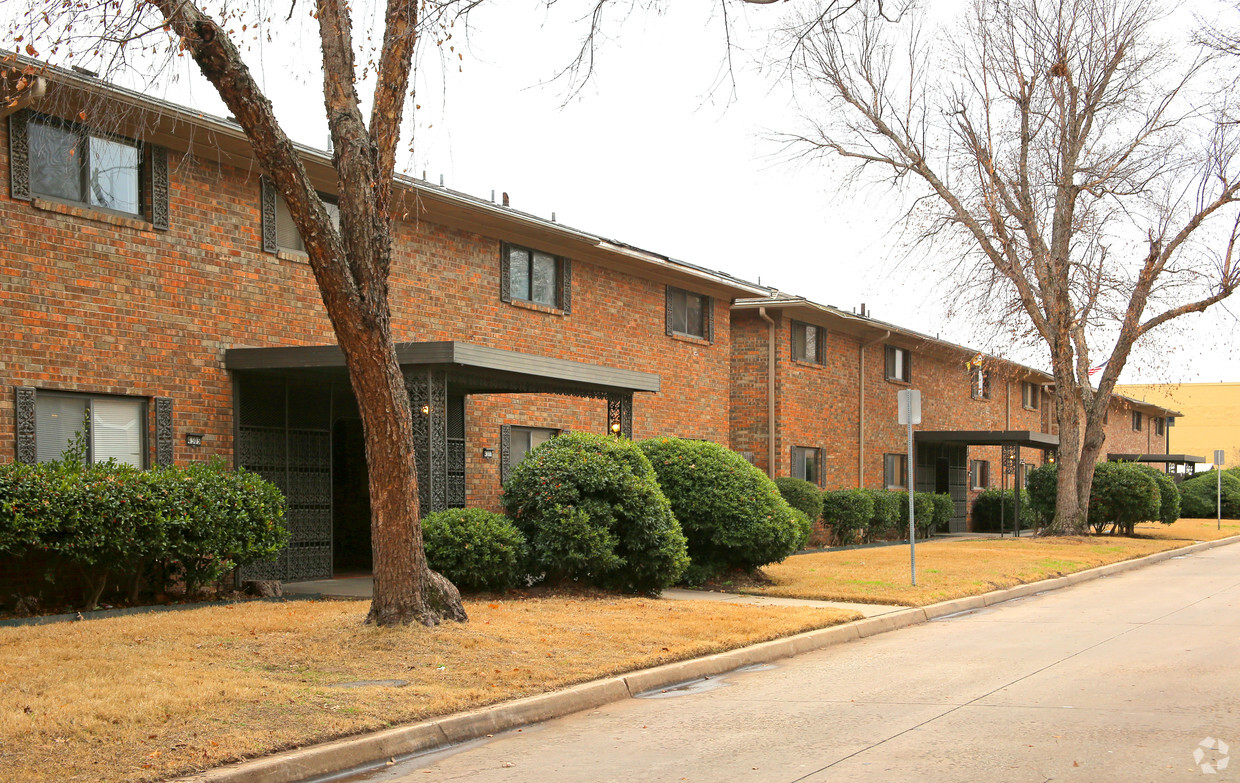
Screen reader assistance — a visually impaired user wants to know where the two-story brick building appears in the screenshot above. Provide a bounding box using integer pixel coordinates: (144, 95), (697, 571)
(0, 64), (1176, 579)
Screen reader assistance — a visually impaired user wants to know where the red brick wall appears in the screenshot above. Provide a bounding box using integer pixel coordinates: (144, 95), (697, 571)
(0, 121), (733, 506)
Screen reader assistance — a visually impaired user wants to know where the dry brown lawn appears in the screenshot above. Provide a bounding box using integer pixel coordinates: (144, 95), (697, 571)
(755, 518), (1238, 608)
(0, 595), (856, 783)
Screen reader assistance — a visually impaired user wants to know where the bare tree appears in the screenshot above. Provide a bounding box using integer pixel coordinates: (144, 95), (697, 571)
(779, 0), (1240, 534)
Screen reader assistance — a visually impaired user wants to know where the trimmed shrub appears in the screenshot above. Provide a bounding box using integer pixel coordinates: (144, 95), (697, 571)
(971, 489), (1036, 532)
(1026, 463), (1058, 525)
(1179, 470), (1240, 519)
(1131, 464), (1180, 526)
(861, 489), (902, 542)
(502, 432), (688, 593)
(639, 437), (809, 583)
(421, 508), (527, 592)
(774, 477), (823, 524)
(930, 493), (955, 534)
(1088, 462), (1160, 535)
(821, 489), (874, 546)
(0, 457), (287, 607)
(890, 491), (936, 539)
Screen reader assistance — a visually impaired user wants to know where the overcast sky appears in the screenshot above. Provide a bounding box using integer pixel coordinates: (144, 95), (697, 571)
(143, 0), (1240, 385)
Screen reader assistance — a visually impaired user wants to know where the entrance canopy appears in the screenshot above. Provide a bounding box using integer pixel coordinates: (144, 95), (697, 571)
(914, 430), (1059, 449)
(224, 340), (660, 398)
(1107, 453), (1206, 465)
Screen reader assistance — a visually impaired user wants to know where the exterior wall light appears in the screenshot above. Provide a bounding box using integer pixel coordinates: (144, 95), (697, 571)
(185, 433), (204, 448)
(610, 422), (622, 435)
(421, 405), (430, 415)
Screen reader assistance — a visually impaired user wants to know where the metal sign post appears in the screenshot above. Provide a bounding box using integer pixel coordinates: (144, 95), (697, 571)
(1216, 450), (1226, 531)
(898, 389), (922, 586)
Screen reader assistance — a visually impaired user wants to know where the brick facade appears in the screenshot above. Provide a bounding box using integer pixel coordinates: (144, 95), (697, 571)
(0, 75), (1177, 563)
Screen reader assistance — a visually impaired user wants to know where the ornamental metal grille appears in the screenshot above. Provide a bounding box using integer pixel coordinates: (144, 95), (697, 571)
(236, 377), (333, 582)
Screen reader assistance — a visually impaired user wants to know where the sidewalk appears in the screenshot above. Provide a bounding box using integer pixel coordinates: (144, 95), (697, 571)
(282, 578), (908, 618)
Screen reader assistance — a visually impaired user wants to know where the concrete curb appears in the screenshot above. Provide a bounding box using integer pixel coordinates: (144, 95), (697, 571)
(173, 534), (1240, 783)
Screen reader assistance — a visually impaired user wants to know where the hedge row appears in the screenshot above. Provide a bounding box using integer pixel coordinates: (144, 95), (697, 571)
(1024, 461), (1181, 534)
(815, 488), (953, 546)
(0, 457), (288, 608)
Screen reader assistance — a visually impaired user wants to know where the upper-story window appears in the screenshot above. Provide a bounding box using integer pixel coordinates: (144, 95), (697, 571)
(1132, 411), (1143, 432)
(885, 345), (911, 382)
(28, 115), (141, 215)
(34, 391), (146, 468)
(500, 242), (571, 312)
(666, 286), (712, 341)
(1022, 382), (1040, 410)
(275, 192), (340, 253)
(971, 368), (992, 400)
(1154, 416), (1165, 436)
(791, 321), (825, 365)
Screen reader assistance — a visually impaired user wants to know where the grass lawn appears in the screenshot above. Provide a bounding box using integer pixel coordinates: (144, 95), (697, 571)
(0, 595), (857, 783)
(755, 518), (1239, 608)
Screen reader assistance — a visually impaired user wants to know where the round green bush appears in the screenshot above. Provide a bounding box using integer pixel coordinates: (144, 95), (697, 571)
(1088, 462), (1160, 535)
(774, 477), (823, 523)
(970, 489), (1035, 532)
(930, 493), (955, 533)
(638, 437), (809, 583)
(1026, 463), (1058, 525)
(421, 508), (527, 591)
(821, 489), (874, 546)
(1131, 464), (1180, 526)
(501, 432), (688, 593)
(1179, 470), (1240, 519)
(861, 489), (901, 542)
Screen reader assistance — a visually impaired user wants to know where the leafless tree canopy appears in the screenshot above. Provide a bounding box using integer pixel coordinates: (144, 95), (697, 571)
(780, 0), (1240, 532)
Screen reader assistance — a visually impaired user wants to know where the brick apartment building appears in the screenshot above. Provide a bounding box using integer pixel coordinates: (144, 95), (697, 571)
(0, 65), (1176, 580)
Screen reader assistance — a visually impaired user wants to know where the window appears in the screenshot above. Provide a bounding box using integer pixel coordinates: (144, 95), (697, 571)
(275, 192), (340, 253)
(791, 321), (825, 365)
(1022, 382), (1040, 410)
(503, 243), (569, 309)
(665, 286), (711, 340)
(28, 115), (141, 215)
(884, 453), (908, 490)
(34, 392), (146, 467)
(969, 460), (990, 490)
(791, 446), (822, 485)
(500, 425), (559, 482)
(1132, 411), (1143, 432)
(1154, 417), (1165, 436)
(970, 369), (992, 400)
(885, 345), (911, 382)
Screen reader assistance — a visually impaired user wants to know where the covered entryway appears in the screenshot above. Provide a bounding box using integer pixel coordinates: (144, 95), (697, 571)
(914, 430), (1059, 533)
(228, 341), (659, 582)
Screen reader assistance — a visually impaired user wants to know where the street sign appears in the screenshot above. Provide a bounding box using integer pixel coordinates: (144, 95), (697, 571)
(898, 389), (922, 425)
(1215, 450), (1226, 466)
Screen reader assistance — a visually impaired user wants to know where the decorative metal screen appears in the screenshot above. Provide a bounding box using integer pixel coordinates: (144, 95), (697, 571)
(446, 395), (466, 508)
(236, 377), (333, 582)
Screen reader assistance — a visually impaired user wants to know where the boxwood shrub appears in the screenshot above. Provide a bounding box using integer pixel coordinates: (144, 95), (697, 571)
(1179, 470), (1240, 519)
(639, 437), (810, 583)
(421, 508), (527, 592)
(861, 489), (901, 542)
(0, 457), (287, 608)
(1131, 464), (1180, 526)
(930, 492), (955, 535)
(821, 489), (874, 546)
(774, 477), (823, 523)
(970, 489), (1036, 532)
(1088, 462), (1160, 535)
(501, 432), (688, 593)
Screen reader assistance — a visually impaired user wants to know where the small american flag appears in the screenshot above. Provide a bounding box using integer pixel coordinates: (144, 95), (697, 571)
(1087, 361), (1108, 377)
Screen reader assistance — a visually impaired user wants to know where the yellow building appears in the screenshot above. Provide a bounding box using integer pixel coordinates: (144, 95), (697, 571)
(1115, 382), (1240, 469)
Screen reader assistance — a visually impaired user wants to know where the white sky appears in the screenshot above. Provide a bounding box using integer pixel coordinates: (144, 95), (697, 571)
(133, 0), (1240, 385)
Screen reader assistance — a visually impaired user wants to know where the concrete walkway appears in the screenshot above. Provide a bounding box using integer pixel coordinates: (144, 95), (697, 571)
(282, 577), (906, 618)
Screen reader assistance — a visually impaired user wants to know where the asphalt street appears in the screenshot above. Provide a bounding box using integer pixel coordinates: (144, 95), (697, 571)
(340, 543), (1240, 783)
